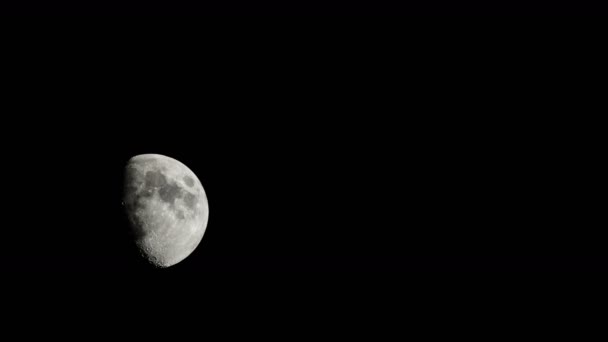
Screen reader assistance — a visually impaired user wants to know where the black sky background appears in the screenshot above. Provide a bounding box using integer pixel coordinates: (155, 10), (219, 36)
(1, 48), (605, 272)
(2, 0), (607, 14)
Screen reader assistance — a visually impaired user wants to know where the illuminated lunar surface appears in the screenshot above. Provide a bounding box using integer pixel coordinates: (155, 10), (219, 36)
(123, 154), (209, 268)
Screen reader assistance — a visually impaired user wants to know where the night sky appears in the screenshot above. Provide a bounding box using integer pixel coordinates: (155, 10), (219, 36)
(2, 0), (605, 14)
(2, 53), (605, 273)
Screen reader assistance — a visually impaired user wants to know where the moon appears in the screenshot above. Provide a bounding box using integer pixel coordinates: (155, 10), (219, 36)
(123, 154), (209, 268)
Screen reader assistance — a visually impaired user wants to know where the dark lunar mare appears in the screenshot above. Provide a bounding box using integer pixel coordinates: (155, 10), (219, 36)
(183, 176), (195, 187)
(142, 170), (167, 197)
(142, 170), (185, 205)
(159, 181), (184, 205)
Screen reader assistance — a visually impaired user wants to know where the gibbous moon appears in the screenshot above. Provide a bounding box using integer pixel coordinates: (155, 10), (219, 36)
(123, 154), (209, 268)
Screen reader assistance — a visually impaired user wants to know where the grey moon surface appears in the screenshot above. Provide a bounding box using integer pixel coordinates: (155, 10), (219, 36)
(123, 154), (209, 268)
